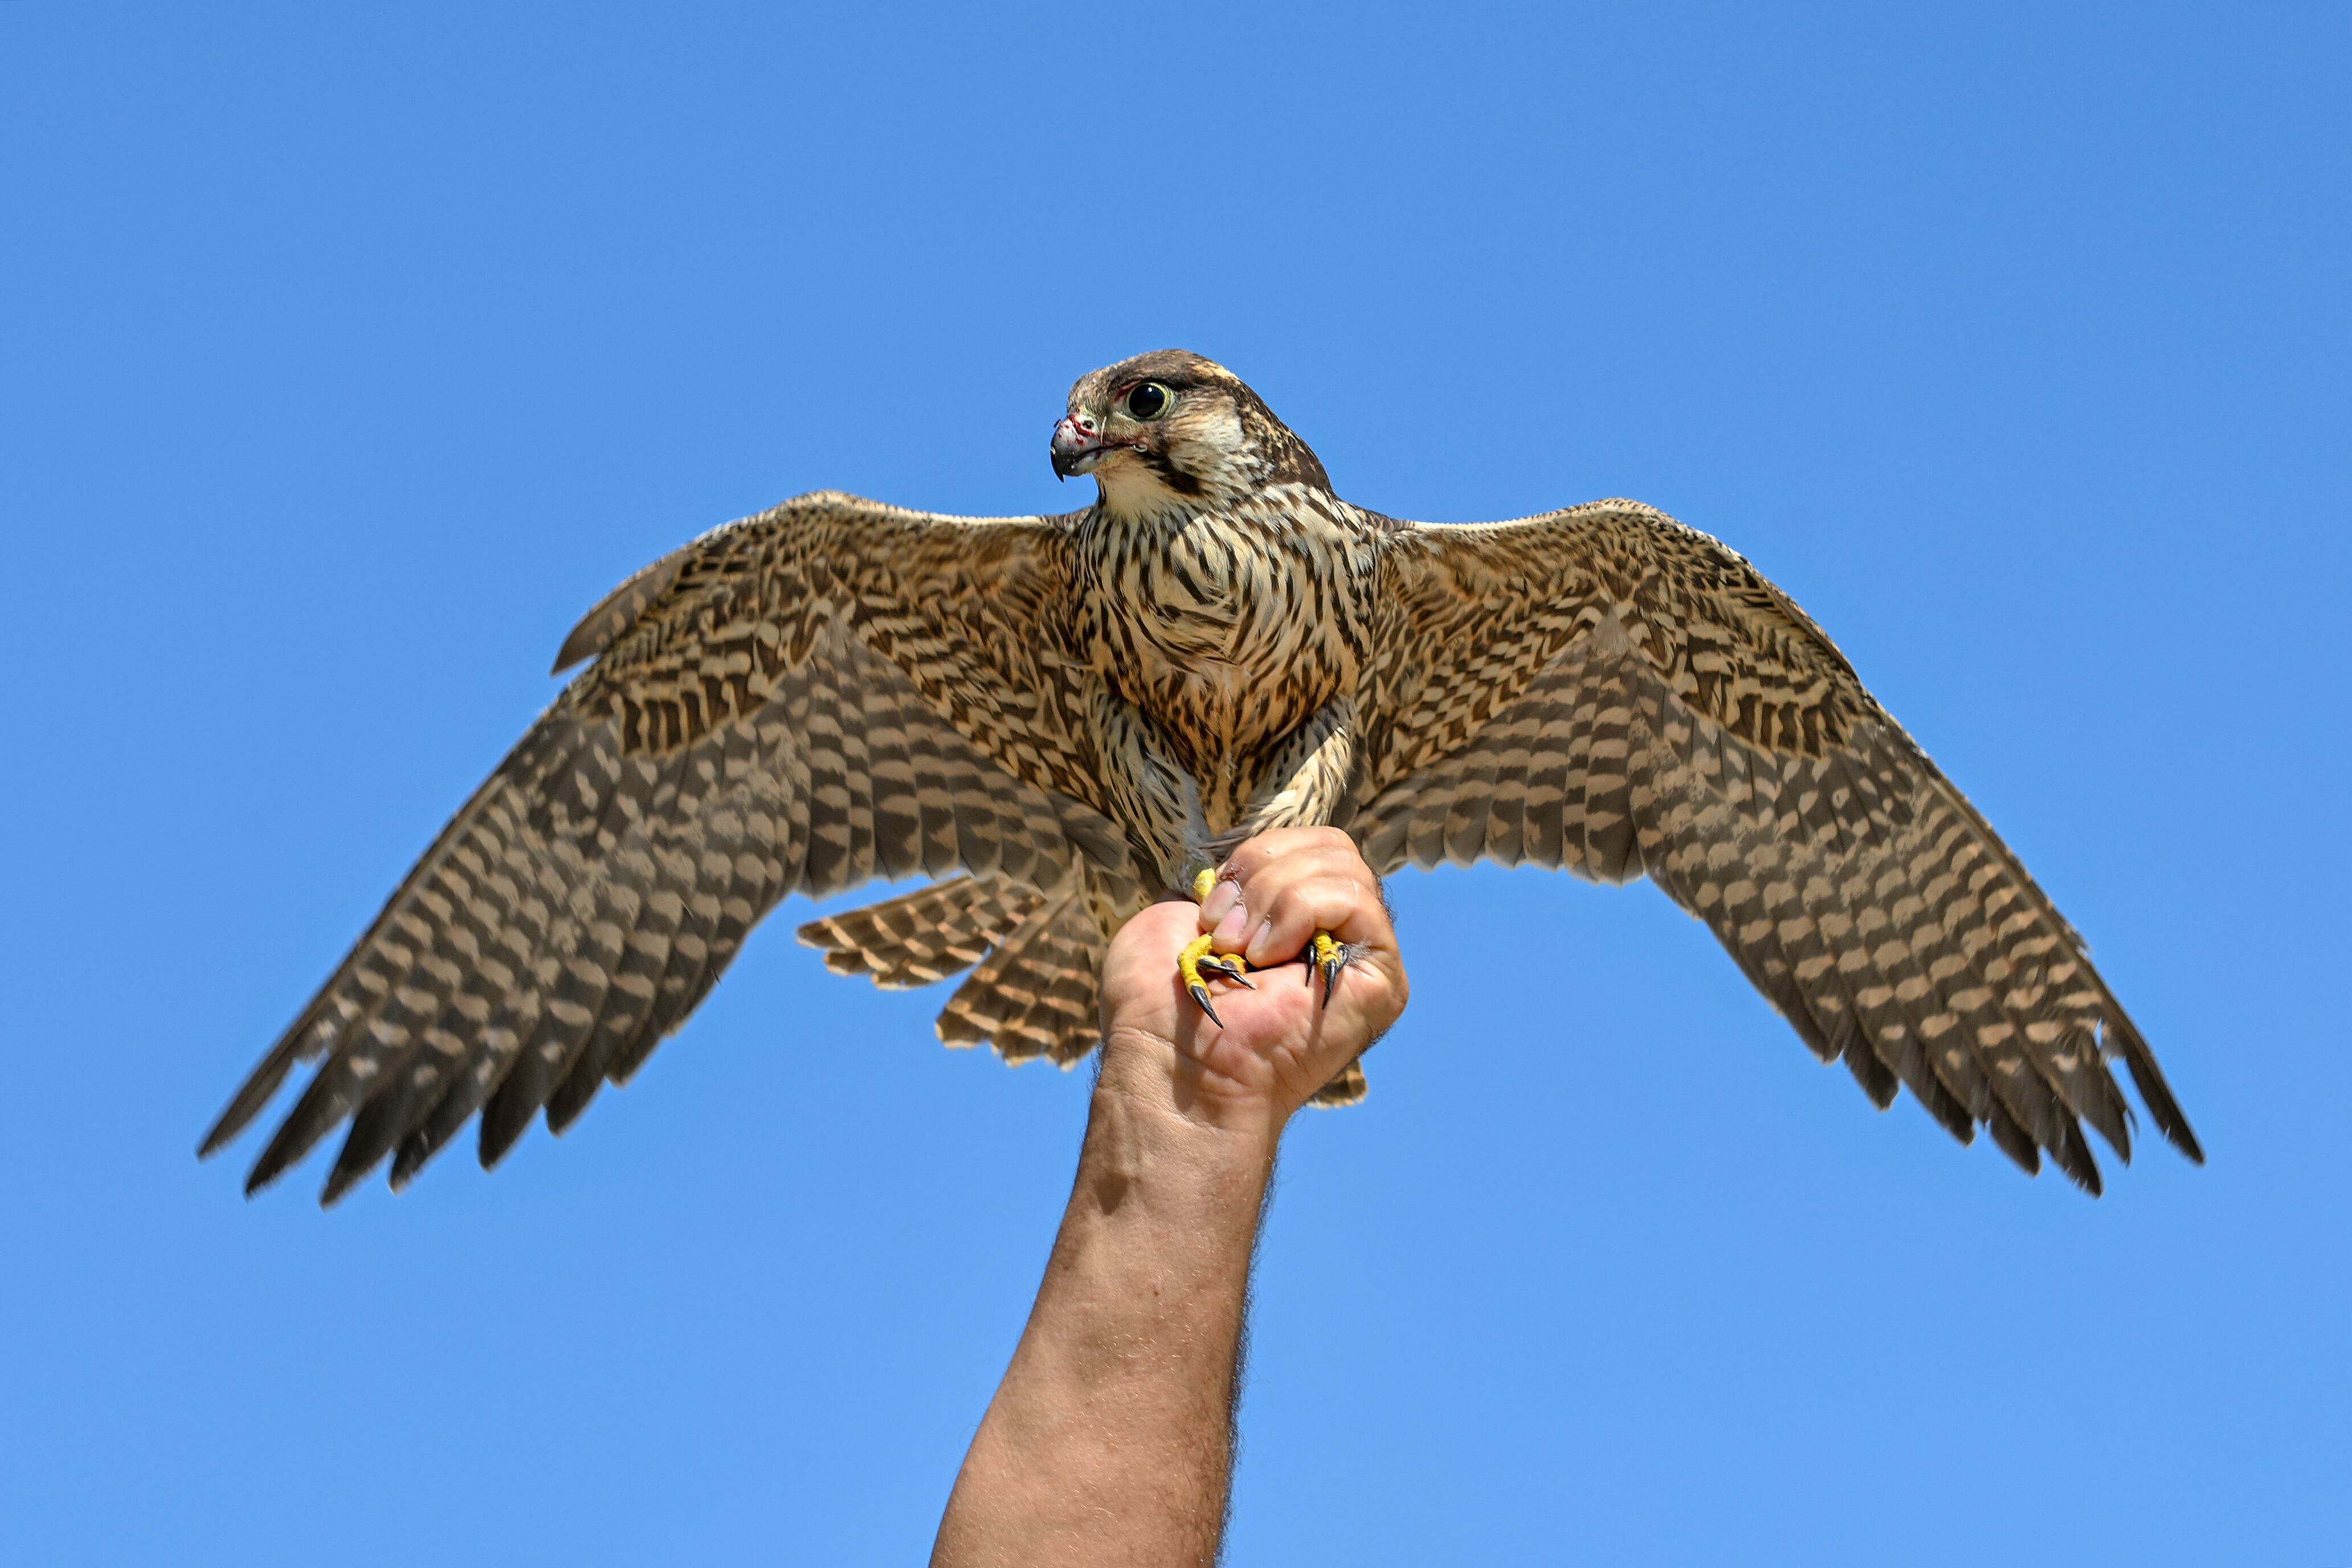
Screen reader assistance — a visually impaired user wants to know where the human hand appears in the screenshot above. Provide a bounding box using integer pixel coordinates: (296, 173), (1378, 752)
(1098, 827), (1408, 1142)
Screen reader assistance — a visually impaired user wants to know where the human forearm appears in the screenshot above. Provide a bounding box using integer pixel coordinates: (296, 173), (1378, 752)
(932, 1039), (1276, 1568)
(933, 830), (1408, 1565)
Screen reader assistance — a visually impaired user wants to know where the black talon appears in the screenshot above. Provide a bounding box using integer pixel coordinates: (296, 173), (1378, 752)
(1187, 983), (1224, 1027)
(1320, 955), (1342, 1005)
(1198, 955), (1254, 988)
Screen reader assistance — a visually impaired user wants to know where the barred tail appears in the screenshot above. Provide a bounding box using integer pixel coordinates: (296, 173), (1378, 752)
(795, 876), (1048, 990)
(798, 874), (1368, 1096)
(934, 883), (1105, 1067)
(797, 875), (1105, 1067)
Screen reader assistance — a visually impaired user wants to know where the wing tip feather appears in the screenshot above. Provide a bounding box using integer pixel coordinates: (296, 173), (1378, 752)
(2102, 1013), (2204, 1165)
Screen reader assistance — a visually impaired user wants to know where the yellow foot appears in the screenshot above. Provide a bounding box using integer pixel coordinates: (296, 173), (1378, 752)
(1178, 932), (1253, 1026)
(1180, 867), (1252, 1025)
(1310, 930), (1364, 1005)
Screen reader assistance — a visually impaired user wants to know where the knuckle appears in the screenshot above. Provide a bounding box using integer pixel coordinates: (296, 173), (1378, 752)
(1263, 878), (1340, 937)
(1307, 871), (1362, 909)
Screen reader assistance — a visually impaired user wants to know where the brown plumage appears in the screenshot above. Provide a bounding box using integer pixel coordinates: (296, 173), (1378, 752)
(203, 349), (2200, 1202)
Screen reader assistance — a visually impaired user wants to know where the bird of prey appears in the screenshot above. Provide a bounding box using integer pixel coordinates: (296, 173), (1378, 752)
(202, 349), (2202, 1203)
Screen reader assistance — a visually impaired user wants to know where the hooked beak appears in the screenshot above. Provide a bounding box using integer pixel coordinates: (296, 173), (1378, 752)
(1050, 413), (1124, 480)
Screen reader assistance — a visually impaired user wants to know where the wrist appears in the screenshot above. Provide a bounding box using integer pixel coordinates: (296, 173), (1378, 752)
(1095, 1024), (1289, 1161)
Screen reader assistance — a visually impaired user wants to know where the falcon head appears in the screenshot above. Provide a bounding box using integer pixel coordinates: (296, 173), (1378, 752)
(1051, 350), (1330, 514)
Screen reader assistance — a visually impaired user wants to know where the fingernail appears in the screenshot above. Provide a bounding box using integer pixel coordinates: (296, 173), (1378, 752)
(1199, 880), (1239, 929)
(1214, 899), (1252, 944)
(1244, 918), (1273, 964)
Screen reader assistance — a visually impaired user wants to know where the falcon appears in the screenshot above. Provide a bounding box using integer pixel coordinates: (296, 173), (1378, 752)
(202, 350), (2202, 1202)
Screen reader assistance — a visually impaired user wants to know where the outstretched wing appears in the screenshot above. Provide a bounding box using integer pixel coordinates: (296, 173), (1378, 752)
(1355, 500), (2200, 1191)
(204, 491), (1128, 1203)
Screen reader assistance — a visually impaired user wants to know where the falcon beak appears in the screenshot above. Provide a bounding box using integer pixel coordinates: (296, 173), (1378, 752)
(1050, 413), (1117, 479)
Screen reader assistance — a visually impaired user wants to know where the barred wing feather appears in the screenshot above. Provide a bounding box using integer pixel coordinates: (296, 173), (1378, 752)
(1358, 503), (2200, 1191)
(202, 493), (1123, 1202)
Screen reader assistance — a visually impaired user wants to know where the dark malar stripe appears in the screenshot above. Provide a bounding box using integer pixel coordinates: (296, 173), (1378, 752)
(1141, 450), (1206, 497)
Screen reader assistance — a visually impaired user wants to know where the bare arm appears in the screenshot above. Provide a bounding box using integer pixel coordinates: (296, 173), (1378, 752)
(932, 828), (1409, 1567)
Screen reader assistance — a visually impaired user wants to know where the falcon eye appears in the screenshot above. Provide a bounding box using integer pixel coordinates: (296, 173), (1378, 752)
(1124, 382), (1173, 420)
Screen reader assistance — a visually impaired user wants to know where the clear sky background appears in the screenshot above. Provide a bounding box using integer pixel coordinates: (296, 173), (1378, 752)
(3, 4), (2346, 1563)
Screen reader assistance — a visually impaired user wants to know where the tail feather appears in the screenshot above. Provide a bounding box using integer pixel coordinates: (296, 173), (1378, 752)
(936, 887), (1104, 1067)
(795, 876), (1044, 990)
(802, 873), (1375, 1100)
(1309, 1056), (1369, 1105)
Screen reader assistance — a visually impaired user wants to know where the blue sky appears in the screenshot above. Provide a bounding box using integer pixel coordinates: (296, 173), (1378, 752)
(3, 3), (2346, 1562)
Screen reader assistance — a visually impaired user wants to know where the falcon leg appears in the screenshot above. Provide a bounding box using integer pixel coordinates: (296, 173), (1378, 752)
(1181, 867), (1252, 1025)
